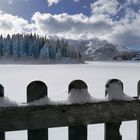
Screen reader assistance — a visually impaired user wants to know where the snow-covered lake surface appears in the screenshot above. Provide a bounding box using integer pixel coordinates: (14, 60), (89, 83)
(0, 61), (139, 140)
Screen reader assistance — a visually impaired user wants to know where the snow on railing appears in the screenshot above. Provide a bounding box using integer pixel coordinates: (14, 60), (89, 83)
(0, 79), (140, 140)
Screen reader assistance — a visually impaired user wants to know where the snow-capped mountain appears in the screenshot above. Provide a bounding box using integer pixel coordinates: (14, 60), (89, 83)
(85, 39), (129, 53)
(67, 38), (130, 61)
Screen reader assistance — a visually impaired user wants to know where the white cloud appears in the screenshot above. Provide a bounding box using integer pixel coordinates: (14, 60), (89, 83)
(8, 0), (15, 4)
(105, 9), (140, 46)
(89, 0), (140, 47)
(0, 11), (30, 36)
(127, 0), (139, 3)
(73, 0), (79, 2)
(91, 0), (119, 16)
(31, 12), (113, 40)
(47, 0), (62, 6)
(1, 0), (140, 48)
(47, 0), (79, 6)
(8, 0), (28, 4)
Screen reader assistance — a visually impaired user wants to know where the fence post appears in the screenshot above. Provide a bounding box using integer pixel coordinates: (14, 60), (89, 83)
(0, 84), (5, 140)
(104, 122), (122, 140)
(104, 79), (122, 140)
(68, 80), (87, 140)
(27, 81), (48, 140)
(137, 80), (140, 140)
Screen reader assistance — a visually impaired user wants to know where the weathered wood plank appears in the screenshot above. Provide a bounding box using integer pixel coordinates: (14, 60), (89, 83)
(0, 84), (5, 140)
(0, 100), (139, 131)
(69, 126), (87, 140)
(27, 81), (48, 140)
(104, 122), (122, 140)
(68, 80), (87, 140)
(137, 80), (140, 140)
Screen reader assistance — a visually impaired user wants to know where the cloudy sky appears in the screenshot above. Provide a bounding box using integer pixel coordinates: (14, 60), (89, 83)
(0, 0), (140, 48)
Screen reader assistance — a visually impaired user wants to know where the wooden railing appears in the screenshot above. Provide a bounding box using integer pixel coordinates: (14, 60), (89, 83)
(0, 79), (140, 140)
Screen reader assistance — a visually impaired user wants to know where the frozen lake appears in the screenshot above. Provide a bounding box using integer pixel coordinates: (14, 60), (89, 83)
(0, 61), (139, 140)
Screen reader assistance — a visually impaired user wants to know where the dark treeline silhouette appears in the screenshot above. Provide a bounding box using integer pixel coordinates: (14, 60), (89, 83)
(0, 34), (82, 63)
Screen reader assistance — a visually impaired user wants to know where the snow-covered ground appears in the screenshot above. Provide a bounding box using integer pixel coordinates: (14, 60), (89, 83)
(0, 61), (139, 140)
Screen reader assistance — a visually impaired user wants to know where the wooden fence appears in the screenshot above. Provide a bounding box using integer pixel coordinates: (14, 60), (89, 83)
(0, 79), (140, 140)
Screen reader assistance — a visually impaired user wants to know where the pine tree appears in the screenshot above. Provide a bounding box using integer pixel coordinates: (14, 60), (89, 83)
(40, 42), (49, 59)
(0, 35), (4, 56)
(12, 34), (20, 58)
(49, 40), (56, 59)
(23, 35), (29, 57)
(4, 34), (12, 57)
(0, 34), (81, 62)
(32, 34), (40, 58)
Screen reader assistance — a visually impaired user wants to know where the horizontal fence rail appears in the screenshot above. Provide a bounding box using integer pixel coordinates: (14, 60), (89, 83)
(0, 79), (139, 140)
(0, 100), (139, 131)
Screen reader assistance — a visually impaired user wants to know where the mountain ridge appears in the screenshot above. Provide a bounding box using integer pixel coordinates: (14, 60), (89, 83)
(66, 38), (131, 61)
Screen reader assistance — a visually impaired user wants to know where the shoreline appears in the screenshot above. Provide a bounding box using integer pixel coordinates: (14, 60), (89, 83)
(0, 58), (85, 65)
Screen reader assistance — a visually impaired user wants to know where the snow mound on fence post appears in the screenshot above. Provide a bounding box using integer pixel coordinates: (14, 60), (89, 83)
(67, 88), (97, 104)
(27, 96), (60, 106)
(105, 79), (134, 101)
(0, 97), (18, 107)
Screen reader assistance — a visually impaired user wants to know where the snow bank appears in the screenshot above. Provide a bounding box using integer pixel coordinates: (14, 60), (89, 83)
(0, 97), (18, 107)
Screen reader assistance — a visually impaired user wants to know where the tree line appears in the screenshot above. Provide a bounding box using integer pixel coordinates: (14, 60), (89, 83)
(0, 34), (82, 61)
